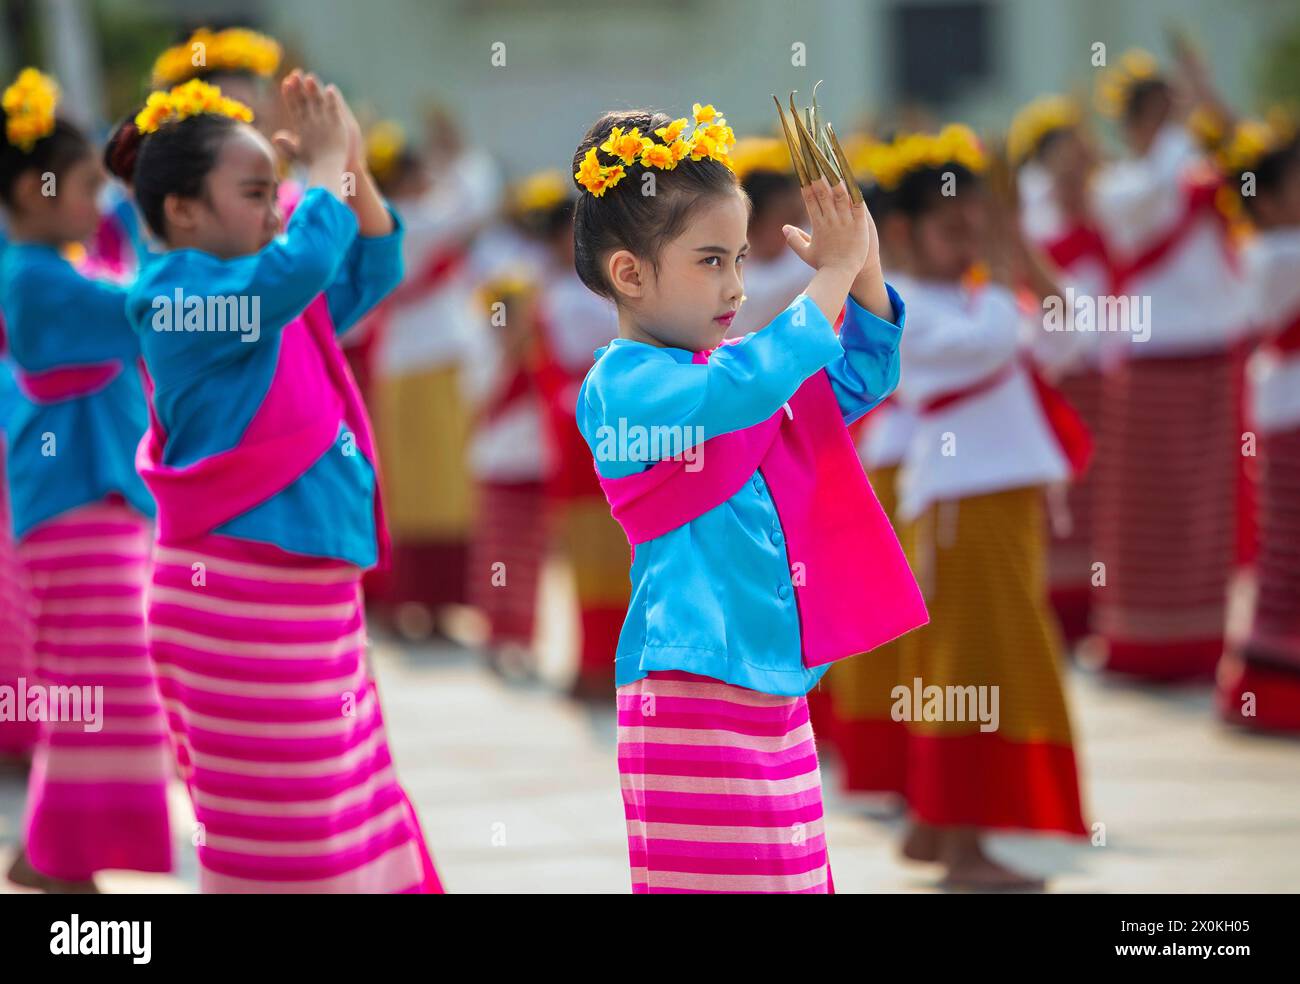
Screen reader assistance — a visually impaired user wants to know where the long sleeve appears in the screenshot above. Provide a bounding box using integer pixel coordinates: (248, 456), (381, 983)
(898, 283), (1021, 405)
(164, 187), (360, 339)
(325, 206), (405, 335)
(825, 283), (906, 424)
(579, 293), (843, 475)
(2, 253), (138, 370)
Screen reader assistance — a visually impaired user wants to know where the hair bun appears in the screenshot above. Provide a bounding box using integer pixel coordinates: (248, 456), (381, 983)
(103, 116), (143, 183)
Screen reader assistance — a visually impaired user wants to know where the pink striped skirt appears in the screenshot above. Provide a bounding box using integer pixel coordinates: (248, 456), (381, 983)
(616, 670), (832, 894)
(16, 501), (172, 880)
(0, 454), (37, 759)
(147, 533), (442, 893)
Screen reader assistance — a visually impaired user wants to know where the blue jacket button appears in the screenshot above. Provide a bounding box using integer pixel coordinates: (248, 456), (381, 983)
(771, 528), (783, 546)
(777, 584), (790, 600)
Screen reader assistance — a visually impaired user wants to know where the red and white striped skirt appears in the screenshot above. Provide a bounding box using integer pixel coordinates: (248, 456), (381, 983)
(1091, 349), (1242, 679)
(0, 454), (37, 760)
(616, 670), (832, 893)
(1218, 425), (1300, 731)
(468, 480), (546, 646)
(16, 500), (172, 880)
(147, 534), (442, 893)
(1047, 369), (1104, 645)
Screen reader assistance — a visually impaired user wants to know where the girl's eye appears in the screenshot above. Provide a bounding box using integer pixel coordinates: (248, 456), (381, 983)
(737, 254), (746, 266)
(703, 256), (721, 267)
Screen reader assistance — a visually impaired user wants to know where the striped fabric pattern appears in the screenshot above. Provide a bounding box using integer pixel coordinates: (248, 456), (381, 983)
(616, 669), (832, 893)
(1091, 350), (1241, 678)
(468, 480), (546, 646)
(17, 501), (172, 880)
(147, 534), (442, 893)
(1218, 425), (1300, 731)
(0, 455), (37, 759)
(1047, 370), (1104, 644)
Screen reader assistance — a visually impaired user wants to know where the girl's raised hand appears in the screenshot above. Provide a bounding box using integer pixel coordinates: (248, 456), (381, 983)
(273, 70), (348, 168)
(781, 174), (872, 279)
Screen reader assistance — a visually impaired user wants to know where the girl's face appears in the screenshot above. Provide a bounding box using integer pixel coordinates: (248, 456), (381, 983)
(167, 125), (283, 258)
(908, 192), (982, 281)
(1041, 129), (1096, 193)
(4, 153), (103, 245)
(613, 189), (749, 351)
(1254, 159), (1300, 230)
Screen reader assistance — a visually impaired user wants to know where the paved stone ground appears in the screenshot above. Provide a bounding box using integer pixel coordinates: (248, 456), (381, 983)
(3, 565), (1299, 893)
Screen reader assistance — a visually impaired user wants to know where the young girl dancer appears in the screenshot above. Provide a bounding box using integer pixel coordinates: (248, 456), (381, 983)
(571, 104), (926, 892)
(104, 71), (441, 893)
(1, 68), (171, 891)
(1010, 96), (1110, 647)
(1216, 120), (1300, 732)
(885, 127), (1089, 889)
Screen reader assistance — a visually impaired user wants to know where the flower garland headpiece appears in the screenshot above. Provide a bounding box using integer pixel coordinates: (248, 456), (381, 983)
(134, 79), (253, 136)
(3, 68), (59, 153)
(1007, 95), (1081, 166)
(151, 27), (282, 88)
(1094, 48), (1161, 119)
(857, 124), (987, 191)
(574, 102), (736, 197)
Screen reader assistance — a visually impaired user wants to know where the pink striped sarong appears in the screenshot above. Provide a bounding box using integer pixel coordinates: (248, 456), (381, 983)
(616, 670), (832, 894)
(0, 452), (37, 759)
(15, 500), (172, 880)
(147, 533), (442, 893)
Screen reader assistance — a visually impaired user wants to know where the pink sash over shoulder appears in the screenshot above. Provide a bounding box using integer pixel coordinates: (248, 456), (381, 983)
(136, 294), (390, 566)
(598, 343), (928, 669)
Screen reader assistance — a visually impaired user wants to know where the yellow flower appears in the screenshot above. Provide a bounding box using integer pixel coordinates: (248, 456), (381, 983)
(134, 78), (253, 135)
(151, 27), (283, 88)
(655, 118), (688, 143)
(600, 126), (647, 165)
(638, 142), (677, 170)
(693, 103), (716, 125)
(3, 67), (59, 152)
(575, 147), (604, 189)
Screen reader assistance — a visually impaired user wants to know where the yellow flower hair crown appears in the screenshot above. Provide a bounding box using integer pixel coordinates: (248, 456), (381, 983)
(151, 27), (282, 89)
(574, 102), (736, 197)
(1007, 95), (1081, 166)
(3, 67), (59, 153)
(513, 169), (571, 214)
(1095, 48), (1161, 119)
(366, 120), (407, 183)
(729, 137), (795, 182)
(856, 124), (987, 192)
(134, 79), (254, 136)
(1216, 114), (1295, 177)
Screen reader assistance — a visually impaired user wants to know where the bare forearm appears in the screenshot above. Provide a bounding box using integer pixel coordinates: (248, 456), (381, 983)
(849, 260), (894, 320)
(803, 265), (857, 325)
(346, 164), (395, 237)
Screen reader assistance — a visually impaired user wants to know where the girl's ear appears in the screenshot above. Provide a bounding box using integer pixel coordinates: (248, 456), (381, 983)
(9, 168), (49, 214)
(162, 192), (199, 234)
(606, 248), (645, 300)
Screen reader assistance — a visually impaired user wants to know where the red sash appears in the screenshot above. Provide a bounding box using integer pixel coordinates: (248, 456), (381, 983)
(1111, 178), (1233, 294)
(1269, 308), (1300, 356)
(919, 357), (1093, 478)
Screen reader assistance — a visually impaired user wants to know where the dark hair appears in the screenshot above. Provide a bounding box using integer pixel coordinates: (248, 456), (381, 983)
(104, 111), (246, 239)
(894, 162), (979, 218)
(1123, 78), (1172, 127)
(0, 117), (92, 208)
(741, 168), (799, 223)
(863, 181), (897, 223)
(1237, 136), (1300, 220)
(571, 109), (744, 300)
(1031, 126), (1073, 163)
